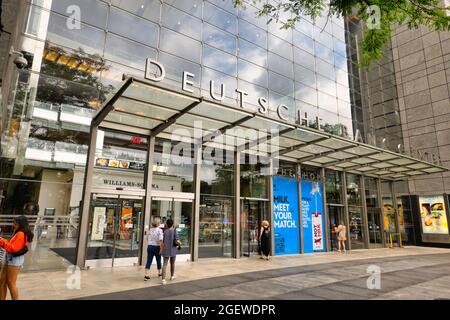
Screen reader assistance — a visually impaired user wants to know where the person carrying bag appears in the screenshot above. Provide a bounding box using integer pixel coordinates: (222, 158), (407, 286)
(161, 219), (180, 285)
(0, 215), (33, 300)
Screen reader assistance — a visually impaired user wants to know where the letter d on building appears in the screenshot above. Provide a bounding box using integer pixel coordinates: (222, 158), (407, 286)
(145, 59), (166, 82)
(366, 265), (381, 290)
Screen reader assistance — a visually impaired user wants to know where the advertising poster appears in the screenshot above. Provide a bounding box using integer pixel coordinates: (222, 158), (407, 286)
(91, 207), (106, 241)
(273, 177), (300, 255)
(420, 195), (449, 234)
(120, 207), (133, 240)
(302, 181), (325, 253)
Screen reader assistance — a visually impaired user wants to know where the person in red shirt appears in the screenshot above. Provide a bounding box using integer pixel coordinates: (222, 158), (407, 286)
(0, 215), (33, 300)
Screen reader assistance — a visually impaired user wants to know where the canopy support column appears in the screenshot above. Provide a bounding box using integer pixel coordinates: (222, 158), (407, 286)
(75, 125), (98, 268)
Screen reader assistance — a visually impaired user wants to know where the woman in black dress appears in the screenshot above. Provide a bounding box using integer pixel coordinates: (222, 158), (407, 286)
(259, 220), (271, 261)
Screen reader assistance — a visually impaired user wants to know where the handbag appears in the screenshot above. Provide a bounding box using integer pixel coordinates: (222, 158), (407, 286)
(11, 245), (28, 257)
(172, 231), (181, 250)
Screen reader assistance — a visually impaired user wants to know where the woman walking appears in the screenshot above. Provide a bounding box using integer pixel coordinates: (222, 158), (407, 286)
(144, 218), (163, 281)
(0, 215), (33, 300)
(259, 220), (271, 260)
(161, 219), (180, 285)
(336, 222), (347, 253)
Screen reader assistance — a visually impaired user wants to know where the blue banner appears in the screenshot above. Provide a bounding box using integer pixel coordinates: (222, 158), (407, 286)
(273, 176), (300, 255)
(301, 181), (325, 253)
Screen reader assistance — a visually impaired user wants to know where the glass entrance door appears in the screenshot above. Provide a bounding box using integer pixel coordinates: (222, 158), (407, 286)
(87, 193), (143, 267)
(367, 208), (383, 247)
(328, 205), (345, 251)
(198, 196), (234, 258)
(151, 196), (192, 258)
(241, 199), (268, 257)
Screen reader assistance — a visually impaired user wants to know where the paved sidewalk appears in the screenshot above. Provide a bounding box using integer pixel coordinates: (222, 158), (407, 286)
(12, 246), (450, 300)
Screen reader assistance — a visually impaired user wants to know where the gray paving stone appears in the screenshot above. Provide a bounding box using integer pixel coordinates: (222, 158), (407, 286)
(271, 291), (325, 300)
(76, 252), (450, 300)
(300, 287), (367, 300)
(316, 283), (381, 299)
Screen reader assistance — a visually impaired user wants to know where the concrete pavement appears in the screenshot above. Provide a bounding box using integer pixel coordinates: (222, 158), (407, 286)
(11, 246), (450, 300)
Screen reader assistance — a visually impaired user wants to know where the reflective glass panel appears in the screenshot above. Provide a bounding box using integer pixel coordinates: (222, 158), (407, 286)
(108, 7), (159, 47)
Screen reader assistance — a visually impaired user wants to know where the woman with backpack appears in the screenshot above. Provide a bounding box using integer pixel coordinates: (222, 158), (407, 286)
(0, 215), (33, 300)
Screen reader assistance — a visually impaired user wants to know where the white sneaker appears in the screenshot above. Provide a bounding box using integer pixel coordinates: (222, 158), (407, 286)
(161, 279), (167, 285)
(170, 275), (176, 280)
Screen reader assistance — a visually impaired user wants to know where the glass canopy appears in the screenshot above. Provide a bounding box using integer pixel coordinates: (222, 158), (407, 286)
(92, 76), (448, 181)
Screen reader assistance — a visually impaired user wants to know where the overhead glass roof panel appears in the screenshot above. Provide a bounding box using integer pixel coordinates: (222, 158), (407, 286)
(350, 157), (377, 165)
(406, 171), (425, 176)
(388, 158), (416, 166)
(315, 138), (355, 149)
(284, 150), (314, 159)
(368, 153), (398, 161)
(242, 116), (294, 132)
(328, 151), (356, 160)
(407, 163), (431, 170)
(190, 100), (250, 124)
(335, 162), (357, 168)
(423, 167), (445, 173)
(370, 162), (396, 169)
(297, 144), (331, 154)
(177, 114), (228, 132)
(391, 174), (407, 179)
(123, 81), (197, 111)
(311, 156), (337, 164)
(282, 128), (326, 143)
(345, 146), (376, 156)
(113, 98), (177, 121)
(389, 167), (411, 172)
(105, 112), (162, 130)
(93, 76), (448, 181)
(161, 123), (196, 139)
(355, 166), (377, 172)
(272, 136), (303, 149)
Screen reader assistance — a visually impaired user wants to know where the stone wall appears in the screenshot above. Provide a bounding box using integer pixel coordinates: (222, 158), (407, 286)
(391, 25), (450, 195)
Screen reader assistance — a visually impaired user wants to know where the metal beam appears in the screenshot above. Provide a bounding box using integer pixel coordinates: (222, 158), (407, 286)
(141, 136), (155, 266)
(296, 163), (304, 254)
(201, 115), (254, 144)
(192, 143), (202, 261)
(234, 151), (241, 258)
(92, 76), (134, 127)
(360, 175), (370, 249)
(278, 136), (329, 156)
(321, 167), (330, 252)
(75, 125), (98, 268)
(376, 178), (387, 248)
(150, 99), (203, 137)
(269, 158), (275, 256)
(342, 171), (351, 251)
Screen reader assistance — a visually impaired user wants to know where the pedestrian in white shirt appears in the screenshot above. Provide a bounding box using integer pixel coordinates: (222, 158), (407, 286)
(144, 218), (163, 281)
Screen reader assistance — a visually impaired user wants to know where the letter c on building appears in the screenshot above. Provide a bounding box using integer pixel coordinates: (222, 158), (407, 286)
(277, 104), (289, 121)
(145, 59), (165, 82)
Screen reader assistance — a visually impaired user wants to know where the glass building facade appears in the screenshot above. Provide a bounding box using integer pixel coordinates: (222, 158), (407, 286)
(0, 0), (447, 271)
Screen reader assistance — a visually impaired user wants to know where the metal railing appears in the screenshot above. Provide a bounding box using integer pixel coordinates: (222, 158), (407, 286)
(0, 215), (79, 238)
